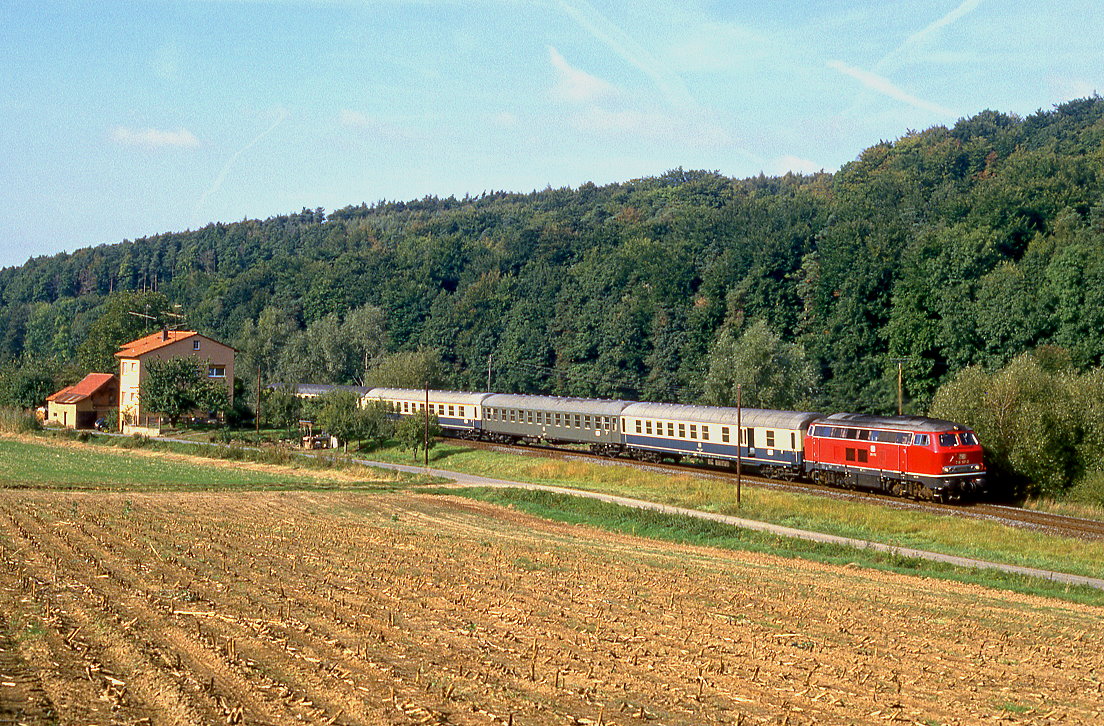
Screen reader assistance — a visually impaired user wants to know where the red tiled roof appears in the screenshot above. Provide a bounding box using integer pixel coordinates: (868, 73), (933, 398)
(46, 373), (117, 404)
(115, 330), (199, 358)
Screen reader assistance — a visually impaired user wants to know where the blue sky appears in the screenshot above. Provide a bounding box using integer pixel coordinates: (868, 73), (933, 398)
(1, 0), (1101, 269)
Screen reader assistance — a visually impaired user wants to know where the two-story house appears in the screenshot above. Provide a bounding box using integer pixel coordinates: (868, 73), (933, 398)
(117, 330), (235, 434)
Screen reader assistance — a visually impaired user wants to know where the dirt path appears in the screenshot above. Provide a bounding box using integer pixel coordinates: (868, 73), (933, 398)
(0, 489), (1100, 725)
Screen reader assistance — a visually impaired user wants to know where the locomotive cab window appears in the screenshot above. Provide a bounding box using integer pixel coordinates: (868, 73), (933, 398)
(914, 434), (930, 446)
(959, 432), (978, 446)
(938, 434), (957, 447)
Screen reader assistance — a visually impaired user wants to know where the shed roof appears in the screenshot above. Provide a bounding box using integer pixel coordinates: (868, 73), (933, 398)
(622, 402), (822, 430)
(46, 373), (117, 404)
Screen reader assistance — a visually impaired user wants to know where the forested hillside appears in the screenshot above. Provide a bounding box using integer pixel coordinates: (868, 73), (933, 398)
(4, 98), (1104, 420)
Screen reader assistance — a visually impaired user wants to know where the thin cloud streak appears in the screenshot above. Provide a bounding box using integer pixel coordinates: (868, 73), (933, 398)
(877, 0), (985, 74)
(548, 46), (616, 103)
(828, 60), (958, 118)
(554, 0), (697, 111)
(195, 109), (288, 216)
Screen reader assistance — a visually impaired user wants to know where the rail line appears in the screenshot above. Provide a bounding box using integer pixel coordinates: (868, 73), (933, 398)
(456, 438), (1104, 542)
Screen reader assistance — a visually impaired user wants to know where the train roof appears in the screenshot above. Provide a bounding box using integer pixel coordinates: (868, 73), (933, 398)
(814, 412), (971, 432)
(623, 402), (822, 430)
(366, 388), (491, 406)
(290, 383), (371, 397)
(482, 393), (631, 416)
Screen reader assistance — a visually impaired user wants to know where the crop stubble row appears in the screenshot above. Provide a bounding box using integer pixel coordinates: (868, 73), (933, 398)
(0, 489), (1100, 725)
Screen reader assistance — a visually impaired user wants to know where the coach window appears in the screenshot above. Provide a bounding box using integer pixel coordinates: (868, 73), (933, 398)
(701, 426), (709, 441)
(765, 430), (775, 448)
(721, 427), (730, 443)
(635, 420), (642, 434)
(790, 432), (796, 449)
(402, 401), (408, 413)
(645, 420), (652, 435)
(689, 424), (697, 439)
(448, 405), (454, 417)
(526, 411), (533, 424)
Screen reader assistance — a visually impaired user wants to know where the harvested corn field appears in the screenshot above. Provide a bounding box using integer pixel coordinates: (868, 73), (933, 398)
(0, 489), (1100, 725)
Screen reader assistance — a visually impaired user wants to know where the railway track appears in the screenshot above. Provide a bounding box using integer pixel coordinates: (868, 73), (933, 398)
(456, 437), (1104, 541)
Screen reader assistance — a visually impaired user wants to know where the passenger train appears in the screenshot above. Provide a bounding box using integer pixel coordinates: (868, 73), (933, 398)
(345, 387), (987, 503)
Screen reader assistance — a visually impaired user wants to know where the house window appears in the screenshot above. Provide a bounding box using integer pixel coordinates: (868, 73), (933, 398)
(193, 340), (201, 350)
(208, 366), (225, 378)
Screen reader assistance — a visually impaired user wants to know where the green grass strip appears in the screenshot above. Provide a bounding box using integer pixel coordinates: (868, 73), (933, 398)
(0, 435), (411, 492)
(440, 486), (1104, 607)
(363, 441), (1104, 581)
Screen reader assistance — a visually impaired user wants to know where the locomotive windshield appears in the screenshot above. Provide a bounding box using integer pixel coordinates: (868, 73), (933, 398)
(938, 432), (979, 447)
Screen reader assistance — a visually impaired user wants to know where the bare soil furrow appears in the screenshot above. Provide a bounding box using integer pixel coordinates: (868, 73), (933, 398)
(0, 489), (1100, 725)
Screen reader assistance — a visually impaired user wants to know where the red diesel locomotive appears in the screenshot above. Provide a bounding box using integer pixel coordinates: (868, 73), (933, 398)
(803, 413), (986, 501)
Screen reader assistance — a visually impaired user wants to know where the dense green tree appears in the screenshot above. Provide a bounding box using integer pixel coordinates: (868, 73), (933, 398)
(928, 350), (1104, 497)
(315, 391), (392, 451)
(394, 409), (441, 460)
(76, 291), (175, 373)
(363, 349), (445, 389)
(142, 357), (230, 427)
(702, 318), (817, 410)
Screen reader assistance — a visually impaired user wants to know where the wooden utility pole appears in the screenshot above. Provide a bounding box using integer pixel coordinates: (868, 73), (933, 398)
(255, 365), (262, 433)
(736, 383), (743, 507)
(424, 382), (430, 467)
(889, 358), (908, 415)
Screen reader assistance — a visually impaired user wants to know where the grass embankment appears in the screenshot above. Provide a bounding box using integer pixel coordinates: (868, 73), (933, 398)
(0, 435), (419, 492)
(367, 441), (1104, 582)
(444, 486), (1104, 606)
